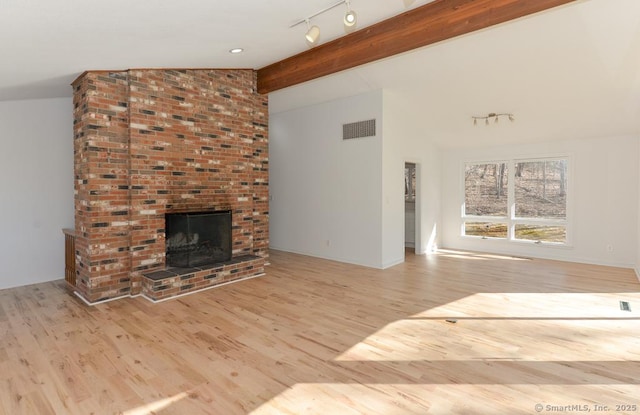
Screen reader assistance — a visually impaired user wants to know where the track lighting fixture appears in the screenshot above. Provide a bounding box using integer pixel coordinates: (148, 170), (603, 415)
(291, 0), (358, 46)
(472, 112), (515, 126)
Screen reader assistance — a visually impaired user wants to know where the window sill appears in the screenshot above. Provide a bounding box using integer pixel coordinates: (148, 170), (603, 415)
(462, 235), (573, 250)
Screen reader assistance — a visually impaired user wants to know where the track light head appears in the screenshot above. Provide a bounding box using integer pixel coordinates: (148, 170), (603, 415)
(344, 1), (357, 29)
(344, 10), (357, 27)
(305, 19), (320, 45)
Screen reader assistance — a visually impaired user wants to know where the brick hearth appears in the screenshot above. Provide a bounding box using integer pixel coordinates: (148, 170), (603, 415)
(72, 69), (268, 304)
(142, 254), (264, 302)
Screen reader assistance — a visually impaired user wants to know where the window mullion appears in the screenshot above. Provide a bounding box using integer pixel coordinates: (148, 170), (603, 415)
(508, 159), (515, 241)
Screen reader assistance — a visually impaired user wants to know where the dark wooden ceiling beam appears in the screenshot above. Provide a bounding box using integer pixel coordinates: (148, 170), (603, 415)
(257, 0), (577, 94)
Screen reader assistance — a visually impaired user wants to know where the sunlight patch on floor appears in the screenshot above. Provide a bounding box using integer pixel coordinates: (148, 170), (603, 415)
(412, 292), (640, 319)
(436, 249), (530, 261)
(249, 383), (441, 415)
(249, 383), (640, 415)
(122, 392), (190, 415)
(335, 292), (640, 362)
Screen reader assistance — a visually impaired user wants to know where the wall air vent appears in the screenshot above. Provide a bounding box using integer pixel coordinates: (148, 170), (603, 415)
(343, 119), (376, 140)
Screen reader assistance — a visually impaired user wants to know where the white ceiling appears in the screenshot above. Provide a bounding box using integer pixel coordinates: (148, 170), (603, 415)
(0, 0), (434, 100)
(2, 0), (639, 148)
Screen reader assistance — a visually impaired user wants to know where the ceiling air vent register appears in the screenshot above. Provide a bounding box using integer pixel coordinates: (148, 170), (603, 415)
(343, 119), (376, 140)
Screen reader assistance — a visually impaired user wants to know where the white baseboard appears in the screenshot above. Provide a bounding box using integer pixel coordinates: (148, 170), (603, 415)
(382, 257), (405, 269)
(269, 246), (388, 269)
(74, 291), (132, 306)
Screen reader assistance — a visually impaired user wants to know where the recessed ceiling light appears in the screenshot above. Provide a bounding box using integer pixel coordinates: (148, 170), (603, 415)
(229, 48), (244, 54)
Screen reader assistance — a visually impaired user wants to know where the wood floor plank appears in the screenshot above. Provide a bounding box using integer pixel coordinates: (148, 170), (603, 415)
(0, 249), (639, 414)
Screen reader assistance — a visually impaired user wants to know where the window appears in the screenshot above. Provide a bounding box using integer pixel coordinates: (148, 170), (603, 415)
(513, 159), (567, 243)
(464, 222), (508, 239)
(463, 157), (568, 244)
(464, 162), (508, 216)
(464, 162), (508, 238)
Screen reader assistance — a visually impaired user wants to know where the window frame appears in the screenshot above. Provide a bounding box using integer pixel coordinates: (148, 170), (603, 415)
(461, 155), (572, 247)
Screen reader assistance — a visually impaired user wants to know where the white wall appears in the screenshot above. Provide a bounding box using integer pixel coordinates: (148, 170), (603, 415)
(0, 98), (74, 289)
(637, 138), (640, 280)
(381, 90), (440, 267)
(404, 202), (415, 247)
(441, 135), (639, 268)
(269, 91), (384, 268)
(269, 89), (442, 269)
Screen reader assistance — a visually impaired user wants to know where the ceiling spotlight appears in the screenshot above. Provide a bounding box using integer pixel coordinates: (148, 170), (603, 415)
(305, 19), (320, 45)
(229, 48), (244, 54)
(344, 0), (357, 28)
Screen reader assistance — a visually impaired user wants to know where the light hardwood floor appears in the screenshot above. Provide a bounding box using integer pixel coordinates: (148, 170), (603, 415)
(1, 249), (639, 414)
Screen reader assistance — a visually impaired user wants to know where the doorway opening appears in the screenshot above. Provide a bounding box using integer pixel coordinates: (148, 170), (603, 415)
(404, 162), (419, 254)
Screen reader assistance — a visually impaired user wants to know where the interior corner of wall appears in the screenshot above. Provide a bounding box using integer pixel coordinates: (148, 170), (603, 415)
(382, 256), (404, 269)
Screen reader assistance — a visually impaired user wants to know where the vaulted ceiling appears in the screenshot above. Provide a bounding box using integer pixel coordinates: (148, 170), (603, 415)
(1, 0), (638, 148)
(268, 0), (640, 148)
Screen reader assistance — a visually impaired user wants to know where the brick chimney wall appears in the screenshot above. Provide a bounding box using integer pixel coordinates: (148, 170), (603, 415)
(72, 69), (268, 304)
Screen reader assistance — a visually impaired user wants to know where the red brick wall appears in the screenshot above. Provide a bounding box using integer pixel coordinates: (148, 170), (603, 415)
(72, 69), (268, 303)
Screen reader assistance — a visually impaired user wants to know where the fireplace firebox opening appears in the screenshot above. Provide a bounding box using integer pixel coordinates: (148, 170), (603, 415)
(165, 210), (232, 268)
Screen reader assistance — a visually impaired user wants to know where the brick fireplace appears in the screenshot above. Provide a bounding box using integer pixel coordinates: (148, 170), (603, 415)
(72, 69), (268, 304)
